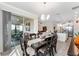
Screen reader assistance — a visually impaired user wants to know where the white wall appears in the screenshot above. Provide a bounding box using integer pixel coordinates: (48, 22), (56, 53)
(38, 21), (55, 32)
(74, 18), (79, 35)
(0, 10), (3, 53)
(34, 18), (38, 33)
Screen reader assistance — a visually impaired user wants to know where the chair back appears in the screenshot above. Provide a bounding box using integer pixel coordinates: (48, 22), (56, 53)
(30, 33), (36, 39)
(45, 37), (51, 48)
(51, 33), (58, 47)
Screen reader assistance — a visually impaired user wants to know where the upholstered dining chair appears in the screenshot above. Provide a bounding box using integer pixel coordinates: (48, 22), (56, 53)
(38, 37), (53, 56)
(51, 32), (58, 54)
(19, 38), (26, 56)
(37, 46), (49, 56)
(24, 38), (29, 56)
(20, 38), (29, 56)
(47, 37), (54, 56)
(30, 33), (37, 39)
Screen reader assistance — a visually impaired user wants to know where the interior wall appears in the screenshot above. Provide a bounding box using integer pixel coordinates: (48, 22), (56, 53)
(0, 10), (3, 53)
(34, 18), (38, 33)
(38, 21), (55, 32)
(0, 10), (11, 53)
(2, 10), (11, 52)
(74, 18), (79, 36)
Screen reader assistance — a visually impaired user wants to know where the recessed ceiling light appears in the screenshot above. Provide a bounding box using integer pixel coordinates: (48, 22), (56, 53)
(40, 14), (50, 21)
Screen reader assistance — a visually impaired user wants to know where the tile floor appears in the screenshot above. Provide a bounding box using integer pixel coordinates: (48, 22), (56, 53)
(54, 37), (71, 56)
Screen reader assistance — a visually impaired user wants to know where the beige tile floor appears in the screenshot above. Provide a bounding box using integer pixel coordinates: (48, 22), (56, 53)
(54, 37), (71, 56)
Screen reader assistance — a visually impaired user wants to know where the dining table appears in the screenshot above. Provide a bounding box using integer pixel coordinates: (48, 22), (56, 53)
(27, 34), (52, 47)
(27, 34), (53, 55)
(27, 38), (45, 46)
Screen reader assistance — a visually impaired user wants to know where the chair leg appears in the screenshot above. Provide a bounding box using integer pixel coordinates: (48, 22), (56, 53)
(54, 46), (57, 53)
(35, 49), (39, 56)
(51, 47), (54, 56)
(25, 49), (29, 56)
(23, 52), (25, 56)
(25, 51), (29, 56)
(52, 48), (54, 56)
(36, 52), (39, 56)
(49, 47), (54, 56)
(49, 49), (51, 56)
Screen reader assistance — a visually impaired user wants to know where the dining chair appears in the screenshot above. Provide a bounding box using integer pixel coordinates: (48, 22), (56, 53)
(24, 33), (31, 40)
(24, 39), (30, 56)
(20, 37), (29, 56)
(26, 47), (36, 56)
(37, 46), (49, 56)
(30, 33), (37, 39)
(51, 33), (58, 54)
(47, 37), (54, 56)
(19, 38), (26, 56)
(37, 37), (52, 56)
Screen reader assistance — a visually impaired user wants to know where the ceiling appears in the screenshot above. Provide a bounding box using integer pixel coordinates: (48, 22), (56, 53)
(5, 2), (79, 23)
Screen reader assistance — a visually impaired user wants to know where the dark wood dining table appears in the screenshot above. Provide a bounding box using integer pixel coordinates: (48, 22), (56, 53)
(30, 36), (52, 55)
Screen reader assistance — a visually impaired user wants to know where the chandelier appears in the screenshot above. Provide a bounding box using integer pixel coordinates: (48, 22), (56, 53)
(40, 14), (50, 21)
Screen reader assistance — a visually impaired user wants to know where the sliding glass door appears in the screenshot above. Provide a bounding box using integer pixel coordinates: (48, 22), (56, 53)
(11, 15), (23, 47)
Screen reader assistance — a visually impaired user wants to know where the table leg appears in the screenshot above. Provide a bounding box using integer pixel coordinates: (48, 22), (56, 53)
(35, 49), (39, 56)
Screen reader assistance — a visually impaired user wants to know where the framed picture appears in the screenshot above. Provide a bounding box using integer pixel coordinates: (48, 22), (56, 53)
(25, 22), (30, 31)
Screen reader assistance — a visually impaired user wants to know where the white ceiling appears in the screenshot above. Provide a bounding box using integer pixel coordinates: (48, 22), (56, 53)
(5, 2), (79, 23)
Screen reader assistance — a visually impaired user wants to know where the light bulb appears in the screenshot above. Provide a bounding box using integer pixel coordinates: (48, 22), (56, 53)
(41, 14), (45, 21)
(47, 14), (50, 20)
